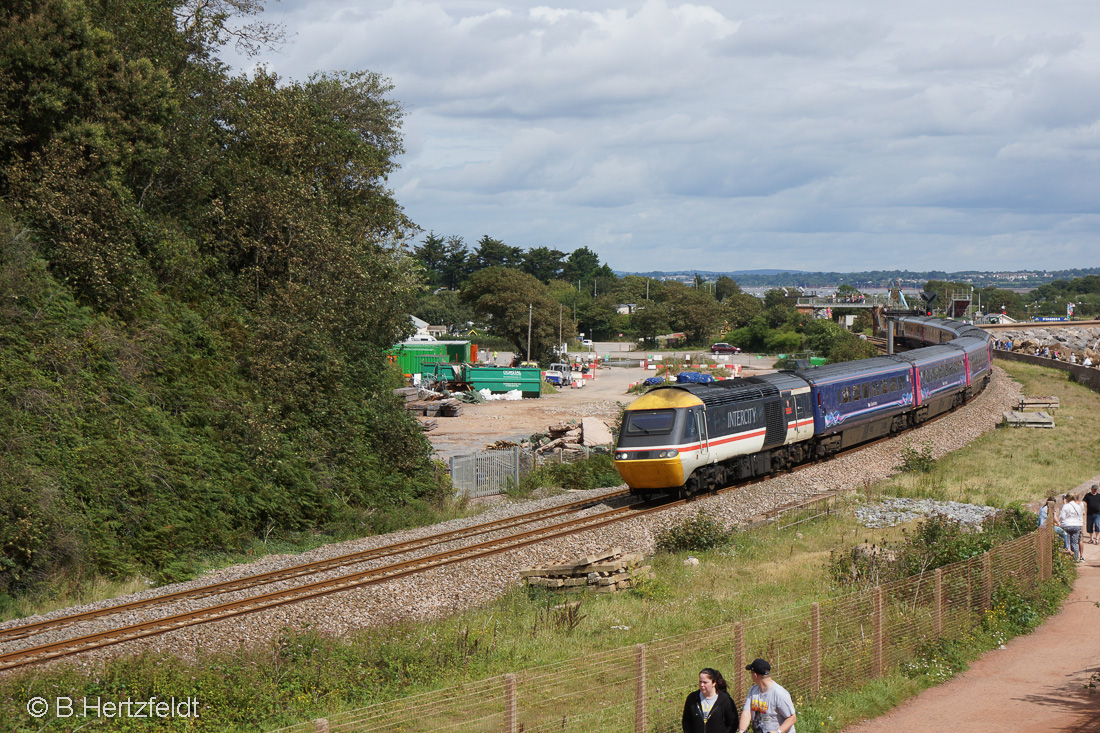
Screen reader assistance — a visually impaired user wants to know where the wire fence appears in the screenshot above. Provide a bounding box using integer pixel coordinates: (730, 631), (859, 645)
(450, 446), (603, 498)
(270, 522), (1054, 733)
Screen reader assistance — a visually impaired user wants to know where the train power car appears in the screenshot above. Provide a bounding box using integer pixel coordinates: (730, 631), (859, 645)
(614, 374), (813, 496)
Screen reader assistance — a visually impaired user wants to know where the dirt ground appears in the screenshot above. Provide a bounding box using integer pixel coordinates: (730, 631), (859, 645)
(424, 352), (771, 460)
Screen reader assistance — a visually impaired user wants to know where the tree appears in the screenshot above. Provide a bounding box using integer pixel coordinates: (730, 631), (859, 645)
(660, 282), (726, 345)
(414, 231), (447, 287)
(473, 235), (522, 270)
(521, 246), (567, 283)
(632, 302), (670, 345)
(441, 235), (470, 289)
(563, 246), (601, 284)
(715, 276), (741, 302)
(460, 267), (571, 359)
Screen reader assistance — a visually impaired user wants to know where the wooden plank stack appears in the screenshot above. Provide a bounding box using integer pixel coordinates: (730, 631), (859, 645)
(1002, 410), (1055, 428)
(519, 548), (653, 594)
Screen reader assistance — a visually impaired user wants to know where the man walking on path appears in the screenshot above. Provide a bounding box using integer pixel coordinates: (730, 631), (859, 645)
(842, 528), (1100, 732)
(738, 659), (796, 733)
(1084, 484), (1100, 545)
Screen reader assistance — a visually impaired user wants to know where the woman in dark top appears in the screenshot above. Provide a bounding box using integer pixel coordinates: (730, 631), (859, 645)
(683, 667), (739, 733)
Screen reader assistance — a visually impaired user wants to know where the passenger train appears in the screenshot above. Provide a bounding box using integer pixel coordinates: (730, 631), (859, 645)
(612, 316), (993, 496)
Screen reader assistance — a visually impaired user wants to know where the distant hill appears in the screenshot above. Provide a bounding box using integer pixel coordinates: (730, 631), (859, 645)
(614, 268), (1100, 289)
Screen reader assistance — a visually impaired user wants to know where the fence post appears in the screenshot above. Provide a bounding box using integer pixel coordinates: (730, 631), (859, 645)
(933, 568), (943, 638)
(982, 552), (992, 610)
(513, 445), (520, 489)
(505, 673), (517, 733)
(635, 644), (647, 733)
(734, 622), (745, 702)
(1045, 500), (1056, 580)
(811, 603), (820, 695)
(313, 720), (329, 733)
(1034, 531), (1044, 585)
(873, 587), (884, 678)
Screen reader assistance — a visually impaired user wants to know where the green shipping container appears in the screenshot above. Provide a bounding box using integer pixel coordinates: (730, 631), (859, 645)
(465, 366), (542, 398)
(389, 341), (471, 376)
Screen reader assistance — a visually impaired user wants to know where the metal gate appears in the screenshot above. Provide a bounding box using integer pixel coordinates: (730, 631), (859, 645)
(449, 447), (522, 498)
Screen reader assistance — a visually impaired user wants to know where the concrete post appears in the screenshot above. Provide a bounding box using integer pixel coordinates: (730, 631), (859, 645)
(734, 622), (745, 702)
(811, 603), (821, 695)
(505, 673), (517, 733)
(933, 568), (943, 638)
(873, 587), (884, 678)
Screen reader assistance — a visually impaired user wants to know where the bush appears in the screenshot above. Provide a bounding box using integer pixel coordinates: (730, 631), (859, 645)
(514, 454), (622, 497)
(655, 512), (731, 553)
(899, 440), (936, 473)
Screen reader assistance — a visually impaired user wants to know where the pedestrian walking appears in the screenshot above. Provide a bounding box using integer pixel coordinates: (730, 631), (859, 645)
(1084, 484), (1100, 545)
(683, 668), (739, 733)
(1059, 492), (1085, 562)
(737, 659), (796, 733)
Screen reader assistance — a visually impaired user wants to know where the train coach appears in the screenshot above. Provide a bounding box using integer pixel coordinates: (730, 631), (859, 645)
(613, 316), (992, 496)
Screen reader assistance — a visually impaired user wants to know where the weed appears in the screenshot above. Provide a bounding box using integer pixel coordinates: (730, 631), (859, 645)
(899, 439), (936, 473)
(655, 512), (731, 553)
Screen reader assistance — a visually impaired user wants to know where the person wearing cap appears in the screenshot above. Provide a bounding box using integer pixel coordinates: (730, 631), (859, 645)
(737, 659), (796, 733)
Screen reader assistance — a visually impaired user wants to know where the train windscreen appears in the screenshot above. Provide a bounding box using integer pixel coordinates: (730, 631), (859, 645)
(623, 409), (676, 436)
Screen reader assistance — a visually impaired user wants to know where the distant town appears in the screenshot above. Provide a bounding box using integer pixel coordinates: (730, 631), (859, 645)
(618, 267), (1100, 291)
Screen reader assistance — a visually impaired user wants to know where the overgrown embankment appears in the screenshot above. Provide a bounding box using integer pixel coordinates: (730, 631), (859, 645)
(0, 0), (445, 600)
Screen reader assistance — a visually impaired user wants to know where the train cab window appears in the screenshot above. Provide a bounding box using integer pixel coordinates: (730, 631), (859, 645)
(623, 409), (675, 436)
(684, 409), (699, 440)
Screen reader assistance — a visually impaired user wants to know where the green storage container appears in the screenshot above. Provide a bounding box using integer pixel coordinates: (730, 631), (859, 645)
(465, 366), (542, 398)
(389, 341), (471, 376)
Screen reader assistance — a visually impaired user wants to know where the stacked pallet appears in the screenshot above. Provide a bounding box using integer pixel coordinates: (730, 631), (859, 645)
(519, 548), (653, 594)
(1004, 394), (1059, 429)
(393, 387), (463, 417)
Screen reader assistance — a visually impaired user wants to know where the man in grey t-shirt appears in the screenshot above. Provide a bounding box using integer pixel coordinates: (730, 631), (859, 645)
(737, 658), (796, 733)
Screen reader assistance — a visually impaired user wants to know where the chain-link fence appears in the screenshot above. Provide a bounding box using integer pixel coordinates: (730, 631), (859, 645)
(450, 446), (603, 498)
(271, 522), (1054, 733)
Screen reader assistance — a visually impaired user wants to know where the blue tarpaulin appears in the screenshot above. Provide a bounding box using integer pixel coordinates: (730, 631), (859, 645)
(676, 371), (715, 384)
(642, 376), (665, 386)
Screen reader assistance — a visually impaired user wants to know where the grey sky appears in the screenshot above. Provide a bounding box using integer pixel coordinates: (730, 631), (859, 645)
(228, 0), (1100, 273)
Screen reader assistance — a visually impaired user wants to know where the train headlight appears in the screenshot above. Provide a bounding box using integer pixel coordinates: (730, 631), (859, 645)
(615, 453), (628, 460)
(657, 449), (680, 458)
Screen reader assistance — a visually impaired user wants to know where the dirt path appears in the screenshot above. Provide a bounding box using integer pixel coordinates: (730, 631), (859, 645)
(843, 479), (1100, 732)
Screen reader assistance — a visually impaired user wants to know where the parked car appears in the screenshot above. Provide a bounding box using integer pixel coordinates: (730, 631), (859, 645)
(710, 342), (741, 354)
(581, 339), (594, 348)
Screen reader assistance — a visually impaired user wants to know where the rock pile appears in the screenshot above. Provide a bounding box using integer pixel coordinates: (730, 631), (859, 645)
(993, 325), (1100, 364)
(855, 497), (999, 528)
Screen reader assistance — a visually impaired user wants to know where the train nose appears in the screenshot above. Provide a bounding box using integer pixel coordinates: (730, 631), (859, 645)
(612, 456), (685, 489)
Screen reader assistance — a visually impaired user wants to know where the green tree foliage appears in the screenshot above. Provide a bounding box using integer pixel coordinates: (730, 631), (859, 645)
(521, 246), (567, 283)
(660, 282), (727, 344)
(414, 231), (447, 288)
(714, 275), (741, 302)
(460, 267), (572, 359)
(0, 1), (442, 592)
(473, 235), (523, 270)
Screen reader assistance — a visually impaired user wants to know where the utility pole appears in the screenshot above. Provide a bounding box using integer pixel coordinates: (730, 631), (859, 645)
(526, 304), (532, 362)
(558, 304), (562, 354)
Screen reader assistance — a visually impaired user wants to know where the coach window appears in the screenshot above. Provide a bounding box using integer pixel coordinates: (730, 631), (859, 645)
(862, 384), (871, 400)
(871, 381), (879, 396)
(841, 387), (850, 403)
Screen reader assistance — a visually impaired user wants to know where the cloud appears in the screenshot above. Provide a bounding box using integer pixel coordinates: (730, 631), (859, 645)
(225, 0), (1100, 272)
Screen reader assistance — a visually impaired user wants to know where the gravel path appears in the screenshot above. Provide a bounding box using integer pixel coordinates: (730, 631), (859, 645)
(0, 367), (1020, 673)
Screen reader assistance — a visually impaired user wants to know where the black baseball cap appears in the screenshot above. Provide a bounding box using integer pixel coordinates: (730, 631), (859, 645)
(746, 658), (771, 675)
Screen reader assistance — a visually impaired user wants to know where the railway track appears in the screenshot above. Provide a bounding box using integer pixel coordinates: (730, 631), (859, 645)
(0, 490), (662, 673)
